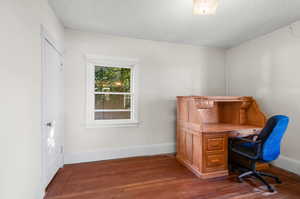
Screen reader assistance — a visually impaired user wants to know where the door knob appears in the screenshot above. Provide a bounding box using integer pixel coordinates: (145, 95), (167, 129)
(46, 122), (53, 127)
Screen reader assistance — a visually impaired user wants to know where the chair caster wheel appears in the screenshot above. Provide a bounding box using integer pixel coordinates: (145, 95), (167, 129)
(237, 177), (243, 183)
(268, 187), (275, 193)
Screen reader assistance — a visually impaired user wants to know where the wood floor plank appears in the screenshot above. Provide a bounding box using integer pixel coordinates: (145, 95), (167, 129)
(45, 155), (300, 199)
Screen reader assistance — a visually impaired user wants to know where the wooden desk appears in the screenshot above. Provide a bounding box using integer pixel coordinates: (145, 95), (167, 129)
(176, 96), (266, 179)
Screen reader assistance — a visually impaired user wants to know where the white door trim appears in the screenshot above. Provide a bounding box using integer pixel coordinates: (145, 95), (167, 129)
(40, 25), (64, 191)
(41, 26), (63, 56)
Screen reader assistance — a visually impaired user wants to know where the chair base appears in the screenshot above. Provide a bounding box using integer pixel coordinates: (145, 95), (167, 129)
(237, 170), (281, 192)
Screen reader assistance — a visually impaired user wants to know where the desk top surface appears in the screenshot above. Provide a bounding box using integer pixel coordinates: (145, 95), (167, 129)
(202, 123), (262, 133)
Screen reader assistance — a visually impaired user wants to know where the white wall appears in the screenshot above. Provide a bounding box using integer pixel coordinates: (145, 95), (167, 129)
(226, 21), (300, 174)
(64, 29), (226, 163)
(0, 1), (64, 199)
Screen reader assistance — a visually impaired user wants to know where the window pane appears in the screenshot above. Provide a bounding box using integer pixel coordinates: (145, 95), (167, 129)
(95, 111), (131, 120)
(95, 94), (130, 110)
(95, 66), (131, 92)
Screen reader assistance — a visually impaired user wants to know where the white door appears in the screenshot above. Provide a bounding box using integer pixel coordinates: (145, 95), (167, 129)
(42, 36), (64, 187)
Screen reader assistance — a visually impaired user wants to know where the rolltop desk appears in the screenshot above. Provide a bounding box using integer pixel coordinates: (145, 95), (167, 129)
(176, 96), (267, 179)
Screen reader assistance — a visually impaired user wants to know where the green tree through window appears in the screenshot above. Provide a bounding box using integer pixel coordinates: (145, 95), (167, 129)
(95, 66), (131, 92)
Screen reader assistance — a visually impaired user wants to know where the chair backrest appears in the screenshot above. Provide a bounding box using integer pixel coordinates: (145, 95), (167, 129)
(259, 115), (289, 162)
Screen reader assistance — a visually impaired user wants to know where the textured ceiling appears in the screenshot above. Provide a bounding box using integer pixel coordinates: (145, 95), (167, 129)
(49, 0), (300, 48)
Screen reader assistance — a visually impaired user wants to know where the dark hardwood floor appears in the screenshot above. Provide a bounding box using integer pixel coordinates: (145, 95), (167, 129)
(45, 155), (300, 199)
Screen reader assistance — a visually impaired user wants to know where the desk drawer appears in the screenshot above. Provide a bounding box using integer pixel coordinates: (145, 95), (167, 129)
(205, 153), (226, 168)
(204, 134), (226, 152)
(203, 133), (228, 173)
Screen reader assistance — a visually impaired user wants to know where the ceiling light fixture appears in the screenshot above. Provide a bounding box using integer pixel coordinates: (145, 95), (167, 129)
(193, 0), (219, 15)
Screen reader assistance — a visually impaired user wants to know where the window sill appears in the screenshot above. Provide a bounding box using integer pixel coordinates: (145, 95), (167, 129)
(86, 121), (139, 128)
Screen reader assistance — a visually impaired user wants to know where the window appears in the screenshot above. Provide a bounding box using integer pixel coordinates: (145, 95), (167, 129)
(86, 55), (138, 127)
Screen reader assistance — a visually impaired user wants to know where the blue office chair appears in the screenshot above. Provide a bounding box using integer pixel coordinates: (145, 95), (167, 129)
(229, 115), (289, 192)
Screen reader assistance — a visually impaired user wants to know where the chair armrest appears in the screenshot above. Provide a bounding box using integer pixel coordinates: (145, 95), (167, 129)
(231, 136), (262, 144)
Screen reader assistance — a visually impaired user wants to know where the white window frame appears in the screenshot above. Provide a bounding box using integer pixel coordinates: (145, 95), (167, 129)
(85, 55), (139, 128)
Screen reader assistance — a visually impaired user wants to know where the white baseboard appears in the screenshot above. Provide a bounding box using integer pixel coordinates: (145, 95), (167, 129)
(272, 155), (300, 175)
(65, 143), (176, 164)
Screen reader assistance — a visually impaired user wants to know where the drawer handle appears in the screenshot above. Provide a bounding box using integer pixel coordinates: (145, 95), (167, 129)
(210, 143), (220, 147)
(210, 159), (220, 163)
